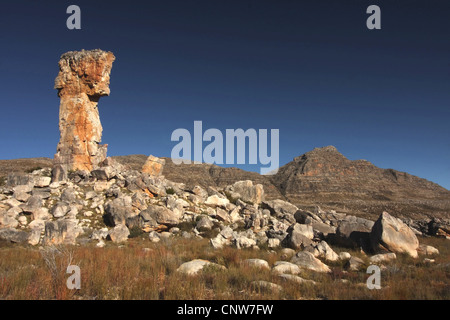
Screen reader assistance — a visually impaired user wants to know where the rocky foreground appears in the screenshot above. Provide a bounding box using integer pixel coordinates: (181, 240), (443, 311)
(0, 156), (448, 278)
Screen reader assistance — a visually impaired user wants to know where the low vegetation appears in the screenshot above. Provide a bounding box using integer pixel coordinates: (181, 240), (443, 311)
(0, 236), (448, 300)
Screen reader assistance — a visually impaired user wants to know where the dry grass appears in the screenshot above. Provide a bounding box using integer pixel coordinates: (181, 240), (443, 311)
(0, 236), (448, 300)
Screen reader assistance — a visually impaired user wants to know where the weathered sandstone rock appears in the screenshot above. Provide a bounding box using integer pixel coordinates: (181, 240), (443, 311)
(53, 49), (115, 175)
(142, 155), (165, 176)
(370, 211), (419, 258)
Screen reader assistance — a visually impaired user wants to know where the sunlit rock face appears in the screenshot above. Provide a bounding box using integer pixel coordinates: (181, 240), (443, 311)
(53, 49), (115, 173)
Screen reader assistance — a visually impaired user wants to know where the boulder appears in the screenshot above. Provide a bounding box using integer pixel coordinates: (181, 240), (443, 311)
(51, 202), (71, 218)
(51, 165), (67, 183)
(60, 188), (78, 203)
(339, 252), (352, 260)
(417, 245), (439, 256)
(28, 221), (45, 246)
(42, 219), (82, 245)
(290, 251), (331, 273)
(262, 199), (298, 217)
(311, 221), (336, 239)
(196, 216), (214, 232)
(250, 281), (282, 293)
(333, 216), (374, 249)
(177, 259), (226, 275)
(233, 234), (257, 249)
(34, 176), (52, 188)
(294, 209), (323, 224)
(108, 224), (130, 243)
(205, 195), (230, 208)
(370, 212), (419, 258)
(191, 186), (208, 200)
(142, 205), (180, 226)
(92, 167), (116, 181)
(268, 238), (280, 248)
(20, 195), (43, 215)
(141, 155), (165, 176)
(104, 197), (135, 226)
(272, 261), (302, 275)
(225, 180), (264, 205)
(243, 259), (270, 270)
(369, 253), (397, 264)
(278, 274), (316, 285)
(285, 223), (314, 250)
(305, 241), (339, 261)
(215, 207), (232, 223)
(345, 256), (365, 271)
(210, 234), (229, 249)
(13, 185), (33, 202)
(6, 172), (32, 187)
(0, 228), (29, 243)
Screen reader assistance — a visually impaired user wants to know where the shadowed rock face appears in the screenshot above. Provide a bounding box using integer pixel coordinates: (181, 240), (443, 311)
(53, 49), (115, 172)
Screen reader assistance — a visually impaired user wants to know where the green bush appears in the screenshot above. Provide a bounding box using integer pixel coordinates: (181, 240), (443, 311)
(25, 166), (42, 173)
(128, 226), (145, 239)
(166, 188), (176, 195)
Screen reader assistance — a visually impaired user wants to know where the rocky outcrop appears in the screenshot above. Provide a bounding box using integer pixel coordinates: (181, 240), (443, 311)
(5, 147), (449, 220)
(53, 49), (115, 175)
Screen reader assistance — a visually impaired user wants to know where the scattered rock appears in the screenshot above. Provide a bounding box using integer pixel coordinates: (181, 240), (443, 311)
(306, 241), (339, 261)
(250, 281), (282, 293)
(177, 259), (226, 275)
(272, 261), (301, 275)
(345, 256), (365, 271)
(205, 195), (230, 208)
(369, 253), (397, 264)
(278, 274), (316, 285)
(339, 252), (352, 260)
(417, 245), (439, 256)
(196, 216), (214, 232)
(290, 251), (331, 273)
(42, 219), (83, 245)
(243, 259), (270, 270)
(0, 228), (29, 243)
(108, 224), (130, 243)
(34, 177), (52, 188)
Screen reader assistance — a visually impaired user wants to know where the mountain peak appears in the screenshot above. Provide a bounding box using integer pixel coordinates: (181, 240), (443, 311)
(294, 145), (346, 163)
(313, 145), (339, 152)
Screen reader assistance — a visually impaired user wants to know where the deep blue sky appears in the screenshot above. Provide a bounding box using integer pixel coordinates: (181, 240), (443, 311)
(0, 0), (449, 189)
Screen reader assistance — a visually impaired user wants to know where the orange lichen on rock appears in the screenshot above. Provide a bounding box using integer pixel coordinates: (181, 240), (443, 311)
(142, 155), (166, 176)
(53, 50), (115, 173)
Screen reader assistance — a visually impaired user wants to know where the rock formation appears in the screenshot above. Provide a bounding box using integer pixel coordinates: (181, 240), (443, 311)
(53, 49), (115, 175)
(370, 211), (420, 258)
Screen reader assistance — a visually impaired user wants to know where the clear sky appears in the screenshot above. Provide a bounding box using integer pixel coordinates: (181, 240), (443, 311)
(0, 0), (449, 189)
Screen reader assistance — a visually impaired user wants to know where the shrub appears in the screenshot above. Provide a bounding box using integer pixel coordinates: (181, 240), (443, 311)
(25, 166), (42, 173)
(166, 188), (176, 195)
(128, 226), (145, 239)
